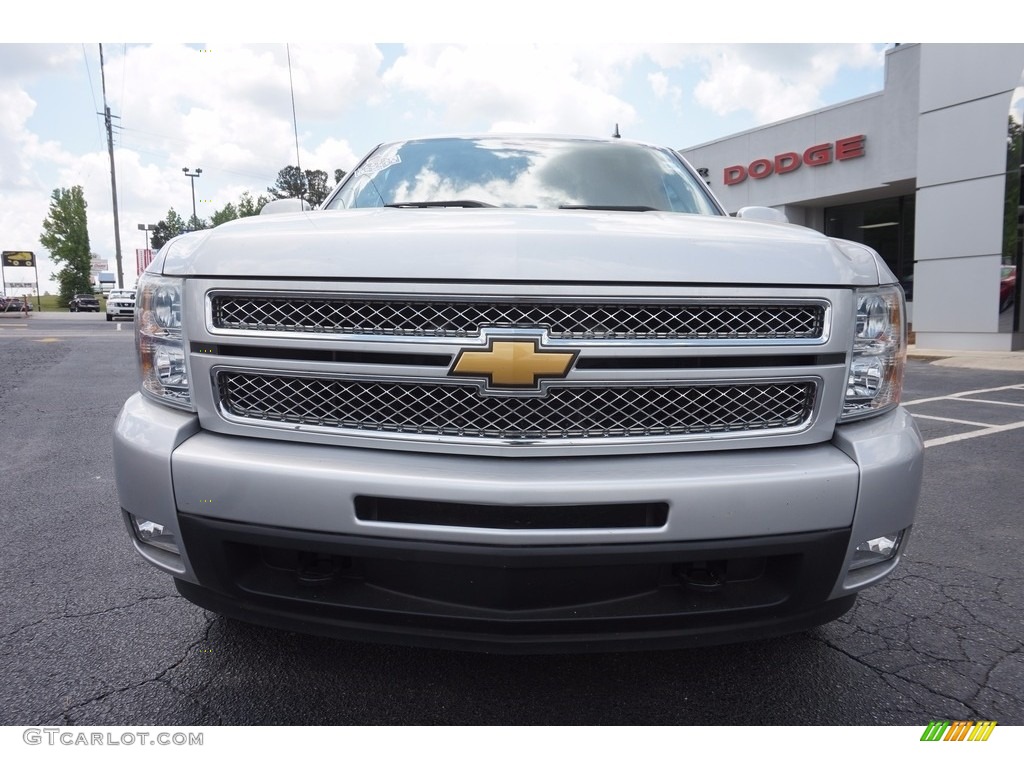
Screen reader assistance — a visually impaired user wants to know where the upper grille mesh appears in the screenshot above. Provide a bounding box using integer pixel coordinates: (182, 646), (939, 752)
(217, 372), (816, 441)
(212, 296), (825, 341)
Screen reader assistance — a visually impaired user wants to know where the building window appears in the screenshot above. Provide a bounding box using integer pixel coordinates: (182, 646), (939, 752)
(1002, 75), (1023, 333)
(825, 195), (916, 297)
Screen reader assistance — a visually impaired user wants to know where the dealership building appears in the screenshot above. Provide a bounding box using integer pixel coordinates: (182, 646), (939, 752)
(682, 43), (1024, 351)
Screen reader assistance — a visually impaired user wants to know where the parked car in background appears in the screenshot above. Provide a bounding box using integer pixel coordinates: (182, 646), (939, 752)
(1, 297), (30, 313)
(69, 293), (100, 312)
(1000, 265), (1017, 313)
(106, 288), (136, 321)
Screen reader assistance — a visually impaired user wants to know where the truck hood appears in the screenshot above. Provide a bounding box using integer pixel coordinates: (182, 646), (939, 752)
(157, 208), (887, 286)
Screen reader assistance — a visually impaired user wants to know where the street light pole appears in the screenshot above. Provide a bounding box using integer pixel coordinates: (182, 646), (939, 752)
(182, 167), (202, 229)
(136, 222), (158, 278)
(137, 223), (156, 251)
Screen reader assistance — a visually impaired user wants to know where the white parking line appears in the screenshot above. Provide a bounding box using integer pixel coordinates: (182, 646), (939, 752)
(955, 397), (1024, 408)
(903, 382), (1024, 448)
(910, 414), (996, 428)
(924, 419), (1024, 448)
(903, 383), (1024, 406)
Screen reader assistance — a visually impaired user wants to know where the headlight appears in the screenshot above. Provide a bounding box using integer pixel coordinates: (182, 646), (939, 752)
(841, 285), (906, 421)
(136, 273), (193, 410)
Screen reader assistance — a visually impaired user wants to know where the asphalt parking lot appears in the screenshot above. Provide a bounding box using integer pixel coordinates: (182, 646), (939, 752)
(0, 313), (1021, 726)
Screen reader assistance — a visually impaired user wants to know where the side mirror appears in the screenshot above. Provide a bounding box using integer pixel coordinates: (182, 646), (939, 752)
(736, 206), (788, 224)
(260, 198), (312, 215)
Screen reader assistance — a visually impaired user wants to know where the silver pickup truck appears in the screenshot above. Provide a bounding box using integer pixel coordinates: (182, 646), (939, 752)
(113, 135), (923, 652)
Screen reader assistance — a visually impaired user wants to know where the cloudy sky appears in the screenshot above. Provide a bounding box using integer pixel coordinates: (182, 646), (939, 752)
(1, 41), (892, 293)
(0, 2), (985, 295)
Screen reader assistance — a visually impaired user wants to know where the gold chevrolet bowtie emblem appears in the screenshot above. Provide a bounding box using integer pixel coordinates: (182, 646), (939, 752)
(451, 339), (577, 389)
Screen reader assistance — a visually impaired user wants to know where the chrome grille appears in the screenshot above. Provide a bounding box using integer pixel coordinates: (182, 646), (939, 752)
(212, 296), (825, 340)
(217, 372), (816, 441)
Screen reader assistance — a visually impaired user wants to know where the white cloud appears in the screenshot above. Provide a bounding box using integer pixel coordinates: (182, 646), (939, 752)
(649, 72), (669, 100)
(692, 44), (884, 124)
(302, 137), (362, 179)
(104, 43), (383, 180)
(382, 44), (640, 136)
(648, 71), (683, 114)
(0, 88), (39, 189)
(0, 44), (78, 82)
(1, 41), (890, 294)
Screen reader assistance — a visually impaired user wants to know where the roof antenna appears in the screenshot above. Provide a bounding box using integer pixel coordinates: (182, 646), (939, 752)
(286, 44), (305, 206)
(612, 123), (621, 139)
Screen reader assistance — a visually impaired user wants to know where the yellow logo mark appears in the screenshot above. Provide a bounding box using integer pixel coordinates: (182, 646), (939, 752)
(451, 339), (577, 389)
(945, 721), (974, 741)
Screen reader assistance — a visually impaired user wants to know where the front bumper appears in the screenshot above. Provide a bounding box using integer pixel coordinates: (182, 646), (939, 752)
(175, 517), (857, 653)
(114, 394), (923, 651)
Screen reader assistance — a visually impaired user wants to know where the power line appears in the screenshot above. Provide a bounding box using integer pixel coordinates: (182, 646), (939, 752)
(114, 141), (282, 186)
(120, 43), (127, 120)
(114, 125), (298, 184)
(80, 44), (105, 152)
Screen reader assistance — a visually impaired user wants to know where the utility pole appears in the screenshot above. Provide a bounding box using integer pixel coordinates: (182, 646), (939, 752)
(99, 44), (125, 289)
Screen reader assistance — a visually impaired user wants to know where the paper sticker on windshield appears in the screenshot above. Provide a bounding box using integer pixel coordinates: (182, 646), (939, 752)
(357, 153), (401, 177)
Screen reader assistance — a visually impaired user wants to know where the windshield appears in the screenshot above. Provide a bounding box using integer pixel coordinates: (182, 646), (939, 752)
(325, 137), (721, 215)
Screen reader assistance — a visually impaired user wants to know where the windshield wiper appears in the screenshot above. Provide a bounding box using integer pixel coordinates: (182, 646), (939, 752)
(384, 200), (497, 208)
(558, 205), (658, 212)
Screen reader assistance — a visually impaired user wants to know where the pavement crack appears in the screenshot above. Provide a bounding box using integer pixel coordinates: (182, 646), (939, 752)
(57, 612), (218, 725)
(160, 618), (224, 725)
(0, 595), (177, 642)
(157, 613), (217, 682)
(968, 644), (1024, 709)
(0, 615), (50, 644)
(811, 634), (985, 719)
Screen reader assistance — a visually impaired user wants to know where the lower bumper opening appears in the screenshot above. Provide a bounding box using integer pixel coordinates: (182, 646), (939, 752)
(244, 543), (779, 612)
(177, 513), (854, 652)
(354, 496), (669, 530)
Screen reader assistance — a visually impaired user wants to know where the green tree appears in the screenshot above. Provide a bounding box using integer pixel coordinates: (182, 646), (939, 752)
(210, 202), (239, 227)
(238, 191), (272, 218)
(268, 165), (306, 200)
(304, 169), (331, 206)
(151, 208), (188, 250)
(39, 186), (92, 305)
(268, 165), (342, 206)
(206, 189), (281, 228)
(169, 192), (272, 236)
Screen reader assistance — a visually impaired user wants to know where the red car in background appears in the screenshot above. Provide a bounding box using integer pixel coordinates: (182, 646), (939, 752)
(1000, 265), (1017, 313)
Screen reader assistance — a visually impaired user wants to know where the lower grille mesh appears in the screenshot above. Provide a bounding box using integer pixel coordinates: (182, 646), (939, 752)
(217, 372), (816, 441)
